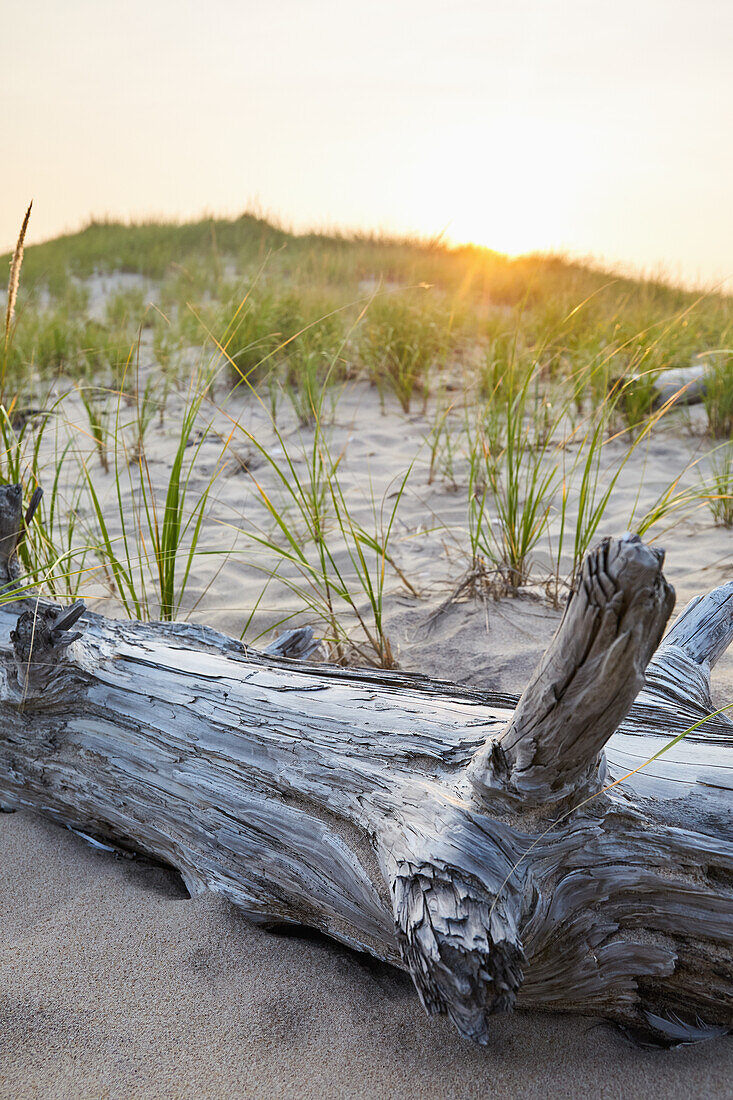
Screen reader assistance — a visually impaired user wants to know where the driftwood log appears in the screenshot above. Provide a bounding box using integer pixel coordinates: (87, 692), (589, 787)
(0, 484), (731, 1046)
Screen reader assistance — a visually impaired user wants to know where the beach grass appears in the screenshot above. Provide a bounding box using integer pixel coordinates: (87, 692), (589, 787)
(1, 209), (731, 661)
(701, 443), (733, 528)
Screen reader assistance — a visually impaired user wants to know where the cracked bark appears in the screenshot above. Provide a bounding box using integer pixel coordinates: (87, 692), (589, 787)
(0, 485), (731, 1046)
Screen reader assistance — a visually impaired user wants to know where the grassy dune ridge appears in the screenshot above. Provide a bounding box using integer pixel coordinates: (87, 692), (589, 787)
(1, 212), (731, 665)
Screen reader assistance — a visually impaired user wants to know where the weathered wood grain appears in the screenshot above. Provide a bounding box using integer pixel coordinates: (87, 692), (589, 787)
(0, 484), (731, 1046)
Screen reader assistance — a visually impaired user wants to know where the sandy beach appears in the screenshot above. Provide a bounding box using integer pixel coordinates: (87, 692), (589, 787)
(4, 0), (733, 1084)
(6, 0), (733, 1082)
(2, 805), (732, 1100)
(1, 368), (731, 1099)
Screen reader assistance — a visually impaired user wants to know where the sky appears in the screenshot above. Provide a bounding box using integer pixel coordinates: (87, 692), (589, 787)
(3, 0), (732, 285)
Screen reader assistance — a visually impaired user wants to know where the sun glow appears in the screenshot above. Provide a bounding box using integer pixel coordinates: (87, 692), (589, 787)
(4, 1), (731, 284)
(403, 116), (592, 258)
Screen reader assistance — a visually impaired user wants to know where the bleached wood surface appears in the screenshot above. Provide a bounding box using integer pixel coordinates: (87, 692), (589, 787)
(0, 485), (731, 1046)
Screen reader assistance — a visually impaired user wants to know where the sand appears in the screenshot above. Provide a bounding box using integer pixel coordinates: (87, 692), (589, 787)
(1, 363), (732, 1097)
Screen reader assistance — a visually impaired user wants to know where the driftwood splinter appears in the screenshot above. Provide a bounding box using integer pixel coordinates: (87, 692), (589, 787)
(0, 484), (731, 1046)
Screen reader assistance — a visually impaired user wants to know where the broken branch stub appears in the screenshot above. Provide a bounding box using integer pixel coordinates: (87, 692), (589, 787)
(0, 483), (25, 587)
(10, 601), (86, 699)
(469, 534), (676, 810)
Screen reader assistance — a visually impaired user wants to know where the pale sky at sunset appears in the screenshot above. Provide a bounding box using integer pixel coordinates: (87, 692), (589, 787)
(3, 0), (732, 285)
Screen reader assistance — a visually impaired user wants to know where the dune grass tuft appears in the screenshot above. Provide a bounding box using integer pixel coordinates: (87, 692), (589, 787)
(701, 443), (733, 528)
(1, 212), (731, 659)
